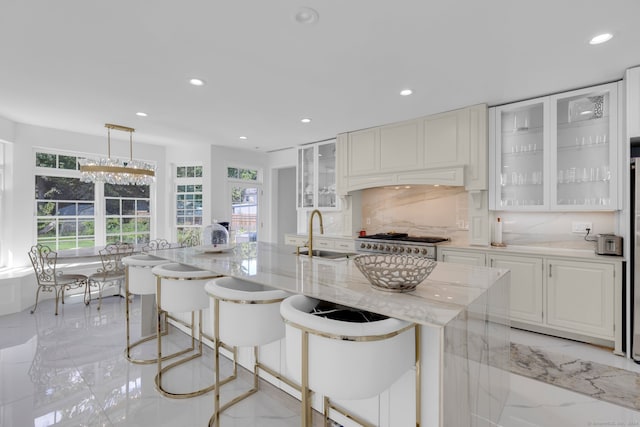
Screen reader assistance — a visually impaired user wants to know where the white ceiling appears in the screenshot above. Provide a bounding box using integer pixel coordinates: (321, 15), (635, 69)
(1, 0), (639, 152)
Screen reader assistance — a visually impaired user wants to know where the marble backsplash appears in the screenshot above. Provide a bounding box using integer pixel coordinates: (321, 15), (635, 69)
(358, 184), (619, 250)
(360, 185), (468, 239)
(495, 211), (618, 250)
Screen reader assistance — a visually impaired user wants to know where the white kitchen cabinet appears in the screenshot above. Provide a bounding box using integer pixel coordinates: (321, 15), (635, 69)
(490, 98), (549, 210)
(550, 83), (619, 211)
(297, 140), (338, 210)
(490, 82), (620, 211)
(489, 254), (543, 324)
(627, 66), (640, 139)
(347, 128), (379, 176)
(546, 259), (614, 339)
(380, 120), (422, 172)
(423, 107), (470, 169)
(339, 105), (487, 194)
(284, 234), (307, 247)
(438, 248), (486, 266)
(435, 246), (621, 349)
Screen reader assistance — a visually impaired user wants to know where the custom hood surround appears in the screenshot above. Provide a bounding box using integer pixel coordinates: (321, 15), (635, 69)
(335, 104), (488, 195)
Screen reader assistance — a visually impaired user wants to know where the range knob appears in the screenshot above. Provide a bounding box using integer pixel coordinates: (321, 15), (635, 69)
(392, 246), (398, 252)
(413, 248), (420, 254)
(366, 244), (372, 249)
(372, 244), (378, 250)
(360, 243), (366, 249)
(385, 245), (391, 251)
(421, 248), (428, 255)
(398, 247), (405, 253)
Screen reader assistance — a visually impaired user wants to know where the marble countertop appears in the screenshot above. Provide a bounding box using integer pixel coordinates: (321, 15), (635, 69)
(148, 242), (508, 328)
(438, 241), (625, 261)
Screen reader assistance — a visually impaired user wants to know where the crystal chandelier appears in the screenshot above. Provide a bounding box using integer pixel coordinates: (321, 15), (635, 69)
(79, 124), (156, 185)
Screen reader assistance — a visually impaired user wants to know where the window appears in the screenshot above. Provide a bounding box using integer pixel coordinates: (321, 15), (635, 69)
(105, 183), (151, 244)
(35, 176), (95, 250)
(175, 165), (203, 243)
(36, 152), (80, 170)
(227, 166), (261, 243)
(177, 165), (203, 178)
(227, 167), (258, 181)
(34, 150), (154, 249)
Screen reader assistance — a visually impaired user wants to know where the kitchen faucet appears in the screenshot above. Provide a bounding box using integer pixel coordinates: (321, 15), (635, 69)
(304, 209), (324, 257)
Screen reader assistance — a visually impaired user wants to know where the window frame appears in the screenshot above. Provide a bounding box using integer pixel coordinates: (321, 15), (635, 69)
(33, 148), (156, 249)
(174, 163), (204, 244)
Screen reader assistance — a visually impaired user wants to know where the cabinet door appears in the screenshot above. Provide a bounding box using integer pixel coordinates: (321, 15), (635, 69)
(491, 98), (549, 211)
(439, 249), (486, 266)
(546, 260), (614, 339)
(379, 120), (422, 172)
(550, 82), (618, 211)
(317, 141), (337, 208)
(348, 128), (379, 176)
(423, 108), (469, 168)
(489, 254), (543, 324)
(297, 146), (315, 208)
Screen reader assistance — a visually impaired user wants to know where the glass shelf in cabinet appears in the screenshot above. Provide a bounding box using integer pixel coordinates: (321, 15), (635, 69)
(557, 116), (609, 130)
(501, 183), (543, 187)
(501, 125), (543, 135)
(502, 148), (543, 156)
(557, 140), (609, 152)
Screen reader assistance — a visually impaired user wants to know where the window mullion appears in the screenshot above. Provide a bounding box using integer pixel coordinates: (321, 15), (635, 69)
(94, 182), (106, 246)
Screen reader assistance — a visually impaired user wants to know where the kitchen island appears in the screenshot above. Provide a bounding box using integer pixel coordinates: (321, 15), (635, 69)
(150, 242), (510, 427)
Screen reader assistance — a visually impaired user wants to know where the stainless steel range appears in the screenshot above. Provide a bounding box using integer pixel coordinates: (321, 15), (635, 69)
(356, 233), (449, 260)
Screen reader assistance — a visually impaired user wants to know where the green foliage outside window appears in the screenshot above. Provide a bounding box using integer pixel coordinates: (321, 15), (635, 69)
(227, 167), (258, 181)
(176, 166), (203, 178)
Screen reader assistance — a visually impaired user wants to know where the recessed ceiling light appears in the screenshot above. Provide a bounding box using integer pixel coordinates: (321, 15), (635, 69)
(136, 112), (148, 117)
(189, 78), (205, 86)
(294, 7), (319, 24)
(301, 118), (312, 123)
(239, 136), (248, 140)
(400, 89), (413, 96)
(589, 33), (613, 45)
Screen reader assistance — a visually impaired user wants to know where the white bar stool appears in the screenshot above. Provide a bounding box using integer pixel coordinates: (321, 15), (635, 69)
(204, 276), (296, 427)
(152, 262), (220, 399)
(122, 254), (170, 364)
(280, 295), (419, 427)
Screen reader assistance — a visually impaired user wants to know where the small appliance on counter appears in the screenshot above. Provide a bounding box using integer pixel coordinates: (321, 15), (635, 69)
(595, 234), (623, 256)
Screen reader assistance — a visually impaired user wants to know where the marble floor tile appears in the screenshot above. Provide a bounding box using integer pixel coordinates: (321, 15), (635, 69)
(1, 296), (640, 427)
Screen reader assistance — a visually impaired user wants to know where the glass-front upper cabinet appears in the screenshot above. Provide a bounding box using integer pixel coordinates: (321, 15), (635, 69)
(551, 83), (618, 210)
(297, 146), (315, 208)
(297, 140), (337, 210)
(490, 82), (620, 212)
(491, 98), (549, 210)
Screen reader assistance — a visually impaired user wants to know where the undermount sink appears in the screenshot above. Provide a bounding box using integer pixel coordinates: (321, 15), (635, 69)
(295, 249), (357, 260)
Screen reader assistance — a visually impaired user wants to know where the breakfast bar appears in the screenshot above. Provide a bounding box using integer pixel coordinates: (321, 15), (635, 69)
(149, 242), (511, 427)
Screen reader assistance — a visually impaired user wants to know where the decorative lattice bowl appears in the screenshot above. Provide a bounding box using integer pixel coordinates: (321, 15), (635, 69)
(353, 254), (437, 292)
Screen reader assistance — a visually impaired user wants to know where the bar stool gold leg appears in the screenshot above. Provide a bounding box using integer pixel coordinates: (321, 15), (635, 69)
(125, 267), (172, 364)
(207, 292), (300, 427)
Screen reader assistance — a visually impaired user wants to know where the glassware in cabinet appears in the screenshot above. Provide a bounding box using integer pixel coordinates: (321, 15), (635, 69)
(297, 146), (315, 208)
(550, 83), (618, 210)
(493, 99), (549, 210)
(297, 140), (337, 210)
(317, 142), (337, 208)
